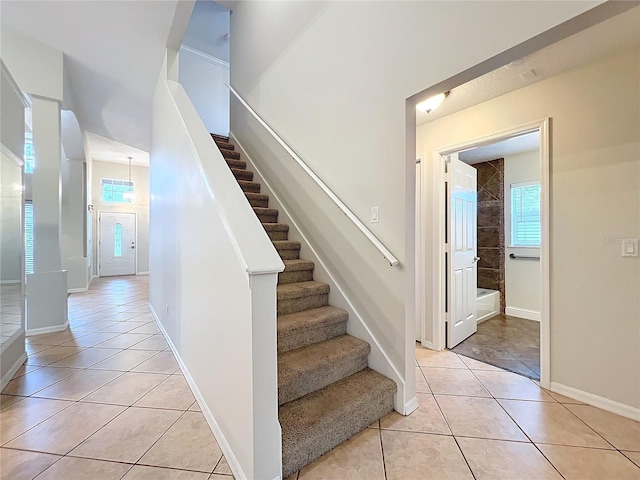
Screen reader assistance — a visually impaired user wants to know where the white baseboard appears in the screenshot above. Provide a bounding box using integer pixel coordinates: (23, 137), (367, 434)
(550, 382), (640, 422)
(149, 304), (248, 480)
(1, 351), (27, 391)
(506, 306), (540, 321)
(403, 396), (419, 415)
(89, 275), (97, 286)
(26, 319), (69, 336)
(68, 287), (88, 294)
(137, 271), (149, 276)
(0, 279), (20, 285)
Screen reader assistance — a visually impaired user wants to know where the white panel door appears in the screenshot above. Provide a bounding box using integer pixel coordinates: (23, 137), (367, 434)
(447, 154), (478, 348)
(99, 212), (136, 277)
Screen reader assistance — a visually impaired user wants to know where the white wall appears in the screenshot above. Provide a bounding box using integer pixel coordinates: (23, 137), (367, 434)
(150, 52), (283, 479)
(417, 47), (640, 411)
(229, 0), (602, 411)
(91, 161), (149, 275)
(179, 47), (230, 136)
(504, 150), (541, 319)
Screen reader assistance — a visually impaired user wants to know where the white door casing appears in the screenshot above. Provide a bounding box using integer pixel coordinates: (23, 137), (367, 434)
(99, 212), (136, 276)
(446, 153), (478, 348)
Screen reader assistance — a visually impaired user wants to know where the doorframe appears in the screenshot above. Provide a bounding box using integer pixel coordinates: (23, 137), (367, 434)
(97, 211), (138, 277)
(417, 118), (551, 388)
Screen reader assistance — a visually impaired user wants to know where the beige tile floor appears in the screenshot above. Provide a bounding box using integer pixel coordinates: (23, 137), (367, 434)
(2, 276), (639, 479)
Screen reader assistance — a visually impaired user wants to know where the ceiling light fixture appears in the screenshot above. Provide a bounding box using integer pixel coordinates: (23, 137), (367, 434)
(123, 156), (136, 202)
(416, 91), (449, 114)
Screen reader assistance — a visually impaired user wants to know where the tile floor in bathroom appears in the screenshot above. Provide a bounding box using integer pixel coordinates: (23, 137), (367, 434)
(1, 276), (639, 479)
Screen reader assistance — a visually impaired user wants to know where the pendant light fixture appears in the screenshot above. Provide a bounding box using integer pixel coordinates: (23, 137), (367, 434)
(123, 156), (136, 202)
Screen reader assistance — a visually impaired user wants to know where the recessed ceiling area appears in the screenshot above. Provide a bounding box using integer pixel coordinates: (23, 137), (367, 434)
(416, 5), (640, 126)
(459, 131), (539, 164)
(86, 132), (149, 167)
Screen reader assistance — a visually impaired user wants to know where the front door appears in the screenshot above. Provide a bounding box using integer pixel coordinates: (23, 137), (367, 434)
(99, 212), (136, 276)
(446, 153), (478, 348)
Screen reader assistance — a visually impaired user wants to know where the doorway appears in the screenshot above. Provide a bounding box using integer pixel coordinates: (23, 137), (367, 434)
(416, 120), (550, 387)
(99, 212), (136, 277)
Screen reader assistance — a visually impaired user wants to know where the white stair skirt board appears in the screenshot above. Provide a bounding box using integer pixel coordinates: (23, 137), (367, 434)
(550, 382), (640, 422)
(149, 304), (248, 480)
(505, 306), (541, 322)
(1, 351), (27, 391)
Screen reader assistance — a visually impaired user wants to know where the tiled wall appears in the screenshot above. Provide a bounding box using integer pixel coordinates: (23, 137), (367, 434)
(475, 159), (505, 312)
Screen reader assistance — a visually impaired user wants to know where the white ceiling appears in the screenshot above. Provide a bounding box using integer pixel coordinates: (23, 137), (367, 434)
(85, 132), (149, 167)
(459, 131), (539, 164)
(417, 5), (640, 126)
(182, 1), (230, 62)
(0, 0), (185, 154)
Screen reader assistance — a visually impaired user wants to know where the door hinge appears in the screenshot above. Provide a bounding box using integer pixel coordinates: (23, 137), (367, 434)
(444, 243), (449, 253)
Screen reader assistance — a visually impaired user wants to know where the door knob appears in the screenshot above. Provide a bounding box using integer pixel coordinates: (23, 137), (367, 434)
(473, 256), (480, 263)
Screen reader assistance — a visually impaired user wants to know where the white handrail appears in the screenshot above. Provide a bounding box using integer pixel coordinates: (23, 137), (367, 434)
(227, 84), (399, 267)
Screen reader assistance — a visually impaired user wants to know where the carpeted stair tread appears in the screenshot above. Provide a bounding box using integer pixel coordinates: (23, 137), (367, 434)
(279, 259), (314, 284)
(221, 149), (241, 161)
(245, 192), (269, 208)
(238, 180), (261, 193)
(273, 240), (301, 260)
(226, 158), (246, 170)
(217, 142), (235, 151)
(277, 281), (329, 315)
(263, 223), (289, 241)
(277, 306), (348, 353)
(232, 168), (253, 181)
(280, 368), (396, 477)
(254, 207), (278, 223)
(278, 334), (369, 405)
(211, 133), (229, 143)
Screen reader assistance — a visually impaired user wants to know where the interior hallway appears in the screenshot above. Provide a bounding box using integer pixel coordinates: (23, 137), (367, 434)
(1, 276), (639, 479)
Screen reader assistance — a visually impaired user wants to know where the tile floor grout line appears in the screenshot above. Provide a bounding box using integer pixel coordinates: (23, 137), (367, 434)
(377, 421), (388, 480)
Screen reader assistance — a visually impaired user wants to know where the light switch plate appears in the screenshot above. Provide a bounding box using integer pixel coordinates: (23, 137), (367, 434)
(371, 207), (379, 223)
(622, 238), (638, 257)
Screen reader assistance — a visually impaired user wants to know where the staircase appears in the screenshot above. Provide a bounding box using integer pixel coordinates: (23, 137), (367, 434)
(211, 134), (397, 477)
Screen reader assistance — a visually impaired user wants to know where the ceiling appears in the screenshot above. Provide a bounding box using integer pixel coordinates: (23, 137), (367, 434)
(182, 1), (230, 63)
(0, 0), (186, 155)
(86, 132), (149, 167)
(417, 5), (640, 126)
(459, 131), (539, 164)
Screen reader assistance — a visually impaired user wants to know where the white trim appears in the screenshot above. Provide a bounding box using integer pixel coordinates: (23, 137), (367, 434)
(403, 396), (419, 415)
(232, 133), (407, 411)
(0, 280), (21, 285)
(505, 306), (540, 321)
(68, 287), (88, 294)
(228, 84), (399, 267)
(97, 211), (137, 277)
(26, 319), (69, 336)
(1, 143), (25, 167)
(421, 119), (551, 389)
(550, 382), (640, 422)
(180, 45), (230, 70)
(89, 275), (97, 286)
(149, 304), (247, 480)
(1, 351), (27, 392)
(415, 153), (426, 344)
(136, 271), (149, 276)
(1, 59), (31, 107)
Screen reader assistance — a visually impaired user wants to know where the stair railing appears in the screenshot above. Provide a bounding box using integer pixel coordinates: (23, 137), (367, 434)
(227, 84), (400, 267)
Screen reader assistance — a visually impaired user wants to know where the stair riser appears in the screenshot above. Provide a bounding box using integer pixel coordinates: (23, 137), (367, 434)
(278, 351), (368, 406)
(247, 197), (269, 208)
(275, 247), (300, 260)
(266, 230), (288, 241)
(222, 149), (241, 160)
(278, 322), (347, 354)
(227, 159), (246, 170)
(278, 270), (314, 284)
(282, 390), (393, 478)
(212, 134), (229, 143)
(233, 170), (254, 181)
(239, 182), (260, 193)
(278, 294), (328, 316)
(256, 211), (278, 223)
(217, 143), (234, 151)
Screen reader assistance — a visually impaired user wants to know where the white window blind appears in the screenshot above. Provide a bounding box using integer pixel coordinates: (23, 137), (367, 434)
(101, 179), (134, 203)
(25, 202), (34, 274)
(24, 132), (34, 174)
(511, 181), (541, 247)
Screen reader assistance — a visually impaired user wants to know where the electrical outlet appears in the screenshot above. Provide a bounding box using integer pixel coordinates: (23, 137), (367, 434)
(371, 207), (379, 223)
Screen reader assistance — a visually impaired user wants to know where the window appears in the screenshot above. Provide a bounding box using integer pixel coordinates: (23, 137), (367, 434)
(101, 179), (134, 203)
(25, 202), (34, 275)
(24, 132), (34, 174)
(511, 181), (541, 247)
(113, 223), (123, 257)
